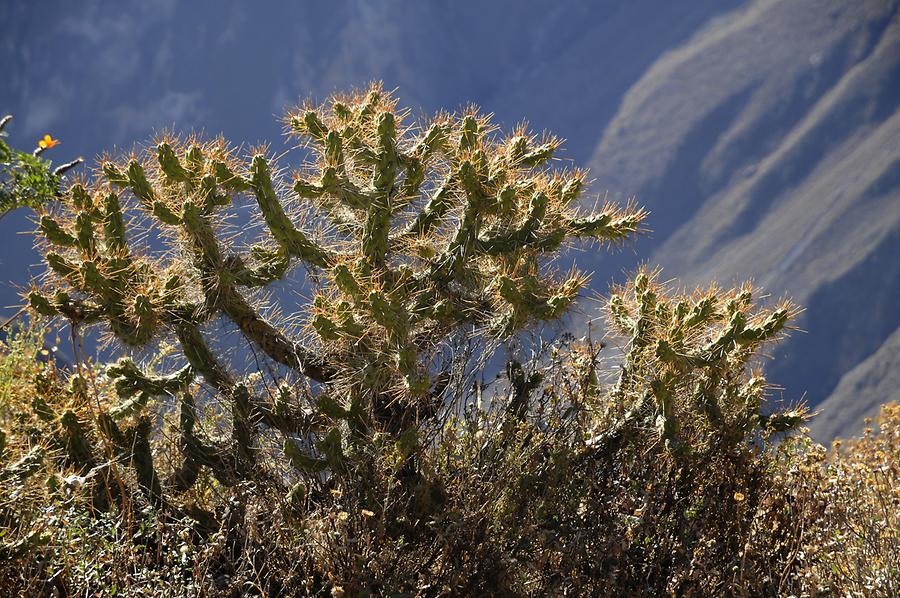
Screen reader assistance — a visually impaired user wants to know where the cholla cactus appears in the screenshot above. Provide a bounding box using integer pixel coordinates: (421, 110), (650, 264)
(587, 269), (804, 457)
(28, 83), (645, 496)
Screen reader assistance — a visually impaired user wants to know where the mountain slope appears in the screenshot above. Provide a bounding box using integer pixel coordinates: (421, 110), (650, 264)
(586, 0), (900, 433)
(810, 325), (900, 441)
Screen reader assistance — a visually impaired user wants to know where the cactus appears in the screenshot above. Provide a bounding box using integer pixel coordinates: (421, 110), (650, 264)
(28, 83), (645, 501)
(586, 269), (801, 458)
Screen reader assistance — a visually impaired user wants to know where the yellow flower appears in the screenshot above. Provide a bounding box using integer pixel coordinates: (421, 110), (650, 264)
(361, 509), (375, 518)
(38, 134), (60, 149)
(734, 491), (746, 502)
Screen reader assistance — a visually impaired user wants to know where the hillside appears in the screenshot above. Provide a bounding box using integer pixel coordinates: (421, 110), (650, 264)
(810, 325), (900, 441)
(587, 0), (900, 438)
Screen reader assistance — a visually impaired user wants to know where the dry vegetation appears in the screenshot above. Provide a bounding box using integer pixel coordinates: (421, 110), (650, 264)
(1, 321), (896, 596)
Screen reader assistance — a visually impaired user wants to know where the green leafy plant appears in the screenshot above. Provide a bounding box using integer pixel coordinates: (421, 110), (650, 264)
(0, 115), (80, 218)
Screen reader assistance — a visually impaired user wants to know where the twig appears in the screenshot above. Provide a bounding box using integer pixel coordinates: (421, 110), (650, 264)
(0, 307), (26, 331)
(53, 157), (84, 176)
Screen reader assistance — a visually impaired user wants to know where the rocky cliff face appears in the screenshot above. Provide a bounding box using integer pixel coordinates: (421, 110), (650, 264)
(1, 0), (896, 439)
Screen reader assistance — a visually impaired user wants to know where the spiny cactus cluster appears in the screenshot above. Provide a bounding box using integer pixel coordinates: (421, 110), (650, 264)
(28, 83), (645, 500)
(587, 269), (804, 457)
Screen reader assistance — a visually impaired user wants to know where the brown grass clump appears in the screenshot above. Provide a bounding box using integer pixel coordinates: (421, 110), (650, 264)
(785, 405), (900, 595)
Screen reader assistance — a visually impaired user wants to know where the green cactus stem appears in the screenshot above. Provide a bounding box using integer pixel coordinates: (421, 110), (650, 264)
(595, 270), (800, 456)
(98, 413), (164, 508)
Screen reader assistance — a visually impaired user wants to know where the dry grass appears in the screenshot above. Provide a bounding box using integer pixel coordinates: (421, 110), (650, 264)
(0, 322), (896, 596)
